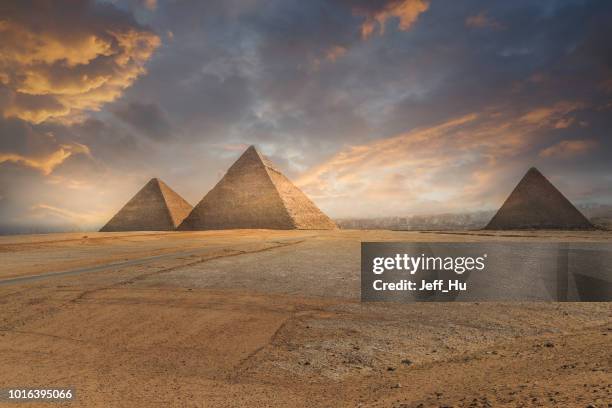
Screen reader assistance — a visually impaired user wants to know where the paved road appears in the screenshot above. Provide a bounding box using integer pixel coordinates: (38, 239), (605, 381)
(0, 249), (207, 287)
(0, 238), (306, 287)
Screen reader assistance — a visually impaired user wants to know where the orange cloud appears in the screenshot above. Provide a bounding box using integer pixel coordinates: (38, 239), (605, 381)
(0, 142), (90, 175)
(358, 0), (429, 40)
(296, 101), (586, 217)
(0, 20), (113, 67)
(465, 12), (504, 30)
(0, 3), (160, 124)
(519, 101), (583, 127)
(325, 45), (348, 62)
(309, 46), (348, 71)
(539, 139), (598, 159)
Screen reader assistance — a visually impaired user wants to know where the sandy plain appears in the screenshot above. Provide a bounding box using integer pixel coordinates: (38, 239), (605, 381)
(0, 229), (610, 407)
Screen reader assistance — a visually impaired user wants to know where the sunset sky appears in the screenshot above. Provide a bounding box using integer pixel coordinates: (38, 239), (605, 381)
(1, 0), (611, 232)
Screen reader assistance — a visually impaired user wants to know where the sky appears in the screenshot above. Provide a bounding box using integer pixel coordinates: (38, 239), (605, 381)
(0, 0), (611, 232)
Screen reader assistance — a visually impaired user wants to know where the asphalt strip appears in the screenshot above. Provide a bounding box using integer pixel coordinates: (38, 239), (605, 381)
(0, 239), (304, 287)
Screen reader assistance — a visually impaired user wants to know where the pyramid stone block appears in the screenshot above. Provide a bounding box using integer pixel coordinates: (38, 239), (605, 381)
(485, 167), (594, 230)
(178, 146), (336, 230)
(100, 178), (193, 231)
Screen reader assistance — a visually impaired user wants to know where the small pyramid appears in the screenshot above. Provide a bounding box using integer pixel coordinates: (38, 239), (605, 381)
(100, 178), (193, 231)
(178, 146), (336, 230)
(485, 167), (594, 230)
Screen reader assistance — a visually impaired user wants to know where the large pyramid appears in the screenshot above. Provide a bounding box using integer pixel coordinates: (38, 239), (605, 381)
(178, 146), (336, 230)
(100, 178), (193, 232)
(485, 167), (594, 230)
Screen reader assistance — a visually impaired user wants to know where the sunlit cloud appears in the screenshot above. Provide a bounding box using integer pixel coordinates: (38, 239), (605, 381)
(0, 143), (91, 175)
(357, 0), (429, 40)
(296, 101), (586, 217)
(0, 2), (160, 124)
(309, 45), (348, 72)
(518, 101), (584, 127)
(325, 45), (348, 62)
(539, 139), (598, 159)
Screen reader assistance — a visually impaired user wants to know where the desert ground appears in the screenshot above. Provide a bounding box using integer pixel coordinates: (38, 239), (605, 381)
(0, 229), (610, 407)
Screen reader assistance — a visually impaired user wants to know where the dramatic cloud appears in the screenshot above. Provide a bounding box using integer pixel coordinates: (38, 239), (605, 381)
(2, 0), (612, 232)
(297, 101), (591, 217)
(0, 143), (90, 176)
(0, 0), (160, 124)
(112, 101), (172, 140)
(0, 118), (92, 175)
(355, 0), (429, 39)
(540, 139), (598, 159)
(518, 101), (584, 128)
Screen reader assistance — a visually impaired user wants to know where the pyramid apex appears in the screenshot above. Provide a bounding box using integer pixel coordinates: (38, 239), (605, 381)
(239, 145), (268, 165)
(143, 177), (162, 188)
(523, 167), (546, 181)
(148, 178), (169, 190)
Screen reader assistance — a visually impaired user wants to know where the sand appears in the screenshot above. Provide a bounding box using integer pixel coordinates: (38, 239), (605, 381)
(0, 230), (610, 407)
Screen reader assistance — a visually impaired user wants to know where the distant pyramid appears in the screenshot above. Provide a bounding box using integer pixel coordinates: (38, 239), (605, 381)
(100, 178), (193, 232)
(178, 146), (336, 230)
(485, 167), (594, 230)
